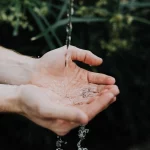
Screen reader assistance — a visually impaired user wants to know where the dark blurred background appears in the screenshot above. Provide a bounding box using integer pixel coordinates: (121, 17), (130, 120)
(0, 0), (150, 150)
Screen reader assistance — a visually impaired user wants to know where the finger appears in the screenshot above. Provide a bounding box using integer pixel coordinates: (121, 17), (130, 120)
(84, 92), (114, 121)
(106, 85), (120, 96)
(98, 85), (120, 96)
(87, 71), (116, 84)
(111, 97), (117, 103)
(86, 86), (118, 105)
(95, 85), (105, 93)
(41, 104), (88, 125)
(68, 46), (103, 66)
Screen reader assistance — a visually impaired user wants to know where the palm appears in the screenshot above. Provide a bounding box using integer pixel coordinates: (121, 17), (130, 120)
(21, 84), (118, 136)
(32, 46), (115, 105)
(20, 85), (86, 135)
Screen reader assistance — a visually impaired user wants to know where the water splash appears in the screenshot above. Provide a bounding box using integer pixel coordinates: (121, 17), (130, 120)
(56, 136), (67, 150)
(77, 125), (89, 150)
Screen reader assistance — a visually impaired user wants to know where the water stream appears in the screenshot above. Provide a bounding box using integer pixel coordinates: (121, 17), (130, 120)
(56, 0), (89, 149)
(66, 0), (74, 49)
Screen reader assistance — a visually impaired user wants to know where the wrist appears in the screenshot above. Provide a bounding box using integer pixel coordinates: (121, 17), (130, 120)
(15, 55), (38, 85)
(0, 46), (38, 85)
(0, 85), (22, 114)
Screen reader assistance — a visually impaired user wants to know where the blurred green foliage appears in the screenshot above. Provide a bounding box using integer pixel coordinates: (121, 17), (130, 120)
(0, 0), (48, 36)
(76, 0), (150, 52)
(1, 0), (149, 52)
(0, 0), (150, 150)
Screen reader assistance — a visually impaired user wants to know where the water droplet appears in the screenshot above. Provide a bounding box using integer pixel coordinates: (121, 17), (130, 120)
(71, 8), (74, 15)
(68, 36), (71, 42)
(69, 23), (72, 30)
(56, 136), (67, 150)
(66, 27), (69, 33)
(77, 125), (89, 150)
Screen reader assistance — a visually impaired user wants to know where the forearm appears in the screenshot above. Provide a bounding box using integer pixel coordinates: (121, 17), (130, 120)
(0, 84), (21, 113)
(0, 46), (37, 85)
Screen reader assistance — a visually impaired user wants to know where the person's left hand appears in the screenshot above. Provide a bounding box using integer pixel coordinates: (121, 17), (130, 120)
(30, 45), (116, 105)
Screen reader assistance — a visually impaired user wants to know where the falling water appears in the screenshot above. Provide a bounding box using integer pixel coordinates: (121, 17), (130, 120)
(66, 0), (74, 49)
(56, 136), (67, 150)
(77, 125), (89, 150)
(56, 0), (89, 150)
(56, 1), (74, 149)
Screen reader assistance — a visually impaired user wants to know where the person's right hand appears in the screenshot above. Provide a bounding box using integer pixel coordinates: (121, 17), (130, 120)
(18, 84), (119, 136)
(49, 84), (119, 136)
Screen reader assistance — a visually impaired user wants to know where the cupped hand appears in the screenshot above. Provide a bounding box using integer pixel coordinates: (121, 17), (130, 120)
(50, 84), (119, 136)
(18, 84), (119, 136)
(31, 45), (116, 105)
(19, 85), (88, 136)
